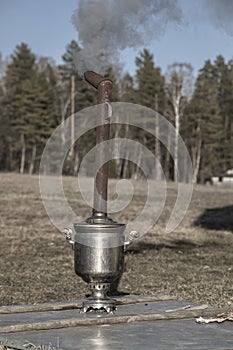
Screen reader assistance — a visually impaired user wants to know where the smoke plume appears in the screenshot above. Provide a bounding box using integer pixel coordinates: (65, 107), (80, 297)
(72, 0), (183, 75)
(204, 0), (233, 36)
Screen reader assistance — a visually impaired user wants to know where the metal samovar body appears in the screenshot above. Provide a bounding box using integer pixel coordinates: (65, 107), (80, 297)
(74, 214), (125, 312)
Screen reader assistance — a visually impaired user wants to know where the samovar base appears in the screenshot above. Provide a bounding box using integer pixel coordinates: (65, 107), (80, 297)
(81, 282), (116, 313)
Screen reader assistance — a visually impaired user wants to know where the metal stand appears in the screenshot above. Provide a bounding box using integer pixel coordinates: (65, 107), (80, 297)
(82, 283), (116, 313)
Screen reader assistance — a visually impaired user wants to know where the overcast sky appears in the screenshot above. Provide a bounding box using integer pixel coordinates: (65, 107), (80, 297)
(1, 0), (233, 77)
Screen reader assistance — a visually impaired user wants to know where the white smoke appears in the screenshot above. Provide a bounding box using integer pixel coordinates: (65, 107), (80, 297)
(72, 0), (183, 75)
(72, 0), (233, 76)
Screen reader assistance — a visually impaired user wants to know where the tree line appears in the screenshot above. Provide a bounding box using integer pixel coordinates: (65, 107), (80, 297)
(0, 41), (232, 183)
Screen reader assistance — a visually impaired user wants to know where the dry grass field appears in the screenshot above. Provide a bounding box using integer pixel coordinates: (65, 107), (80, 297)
(0, 173), (233, 308)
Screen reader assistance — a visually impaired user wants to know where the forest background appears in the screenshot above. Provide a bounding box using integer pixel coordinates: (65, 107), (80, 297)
(0, 41), (232, 183)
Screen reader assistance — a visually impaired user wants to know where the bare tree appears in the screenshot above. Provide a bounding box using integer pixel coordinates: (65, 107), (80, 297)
(165, 63), (193, 182)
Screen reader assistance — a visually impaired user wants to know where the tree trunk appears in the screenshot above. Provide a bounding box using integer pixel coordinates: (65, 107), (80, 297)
(164, 122), (171, 180)
(155, 116), (162, 180)
(60, 97), (71, 146)
(29, 143), (36, 175)
(121, 117), (130, 178)
(174, 108), (179, 183)
(154, 94), (162, 181)
(70, 74), (75, 158)
(20, 133), (26, 174)
(133, 146), (142, 180)
(115, 129), (122, 178)
(155, 119), (162, 181)
(121, 147), (129, 178)
(73, 148), (80, 174)
(193, 128), (202, 184)
(8, 138), (13, 171)
(231, 120), (233, 167)
(113, 112), (122, 178)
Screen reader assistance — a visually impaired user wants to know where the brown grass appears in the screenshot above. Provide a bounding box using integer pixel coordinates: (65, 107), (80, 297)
(0, 173), (233, 307)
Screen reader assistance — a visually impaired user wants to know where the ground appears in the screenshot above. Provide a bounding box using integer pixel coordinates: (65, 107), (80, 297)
(0, 173), (232, 308)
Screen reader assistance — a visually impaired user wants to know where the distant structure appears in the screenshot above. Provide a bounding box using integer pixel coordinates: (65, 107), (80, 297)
(210, 169), (233, 186)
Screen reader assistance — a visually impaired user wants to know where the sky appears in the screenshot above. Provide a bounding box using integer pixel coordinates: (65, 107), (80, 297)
(1, 0), (233, 77)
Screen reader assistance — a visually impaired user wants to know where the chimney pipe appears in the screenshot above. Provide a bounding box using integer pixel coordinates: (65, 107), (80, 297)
(84, 71), (112, 217)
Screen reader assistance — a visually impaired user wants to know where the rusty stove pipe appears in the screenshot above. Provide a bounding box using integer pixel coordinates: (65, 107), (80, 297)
(84, 71), (112, 217)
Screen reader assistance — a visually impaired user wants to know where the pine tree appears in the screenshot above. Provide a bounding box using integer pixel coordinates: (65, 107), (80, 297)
(135, 49), (165, 180)
(135, 49), (165, 111)
(213, 55), (233, 171)
(228, 60), (233, 168)
(59, 40), (96, 113)
(120, 73), (136, 103)
(185, 60), (222, 183)
(4, 43), (36, 172)
(3, 43), (57, 173)
(19, 72), (56, 174)
(0, 62), (9, 170)
(59, 40), (96, 174)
